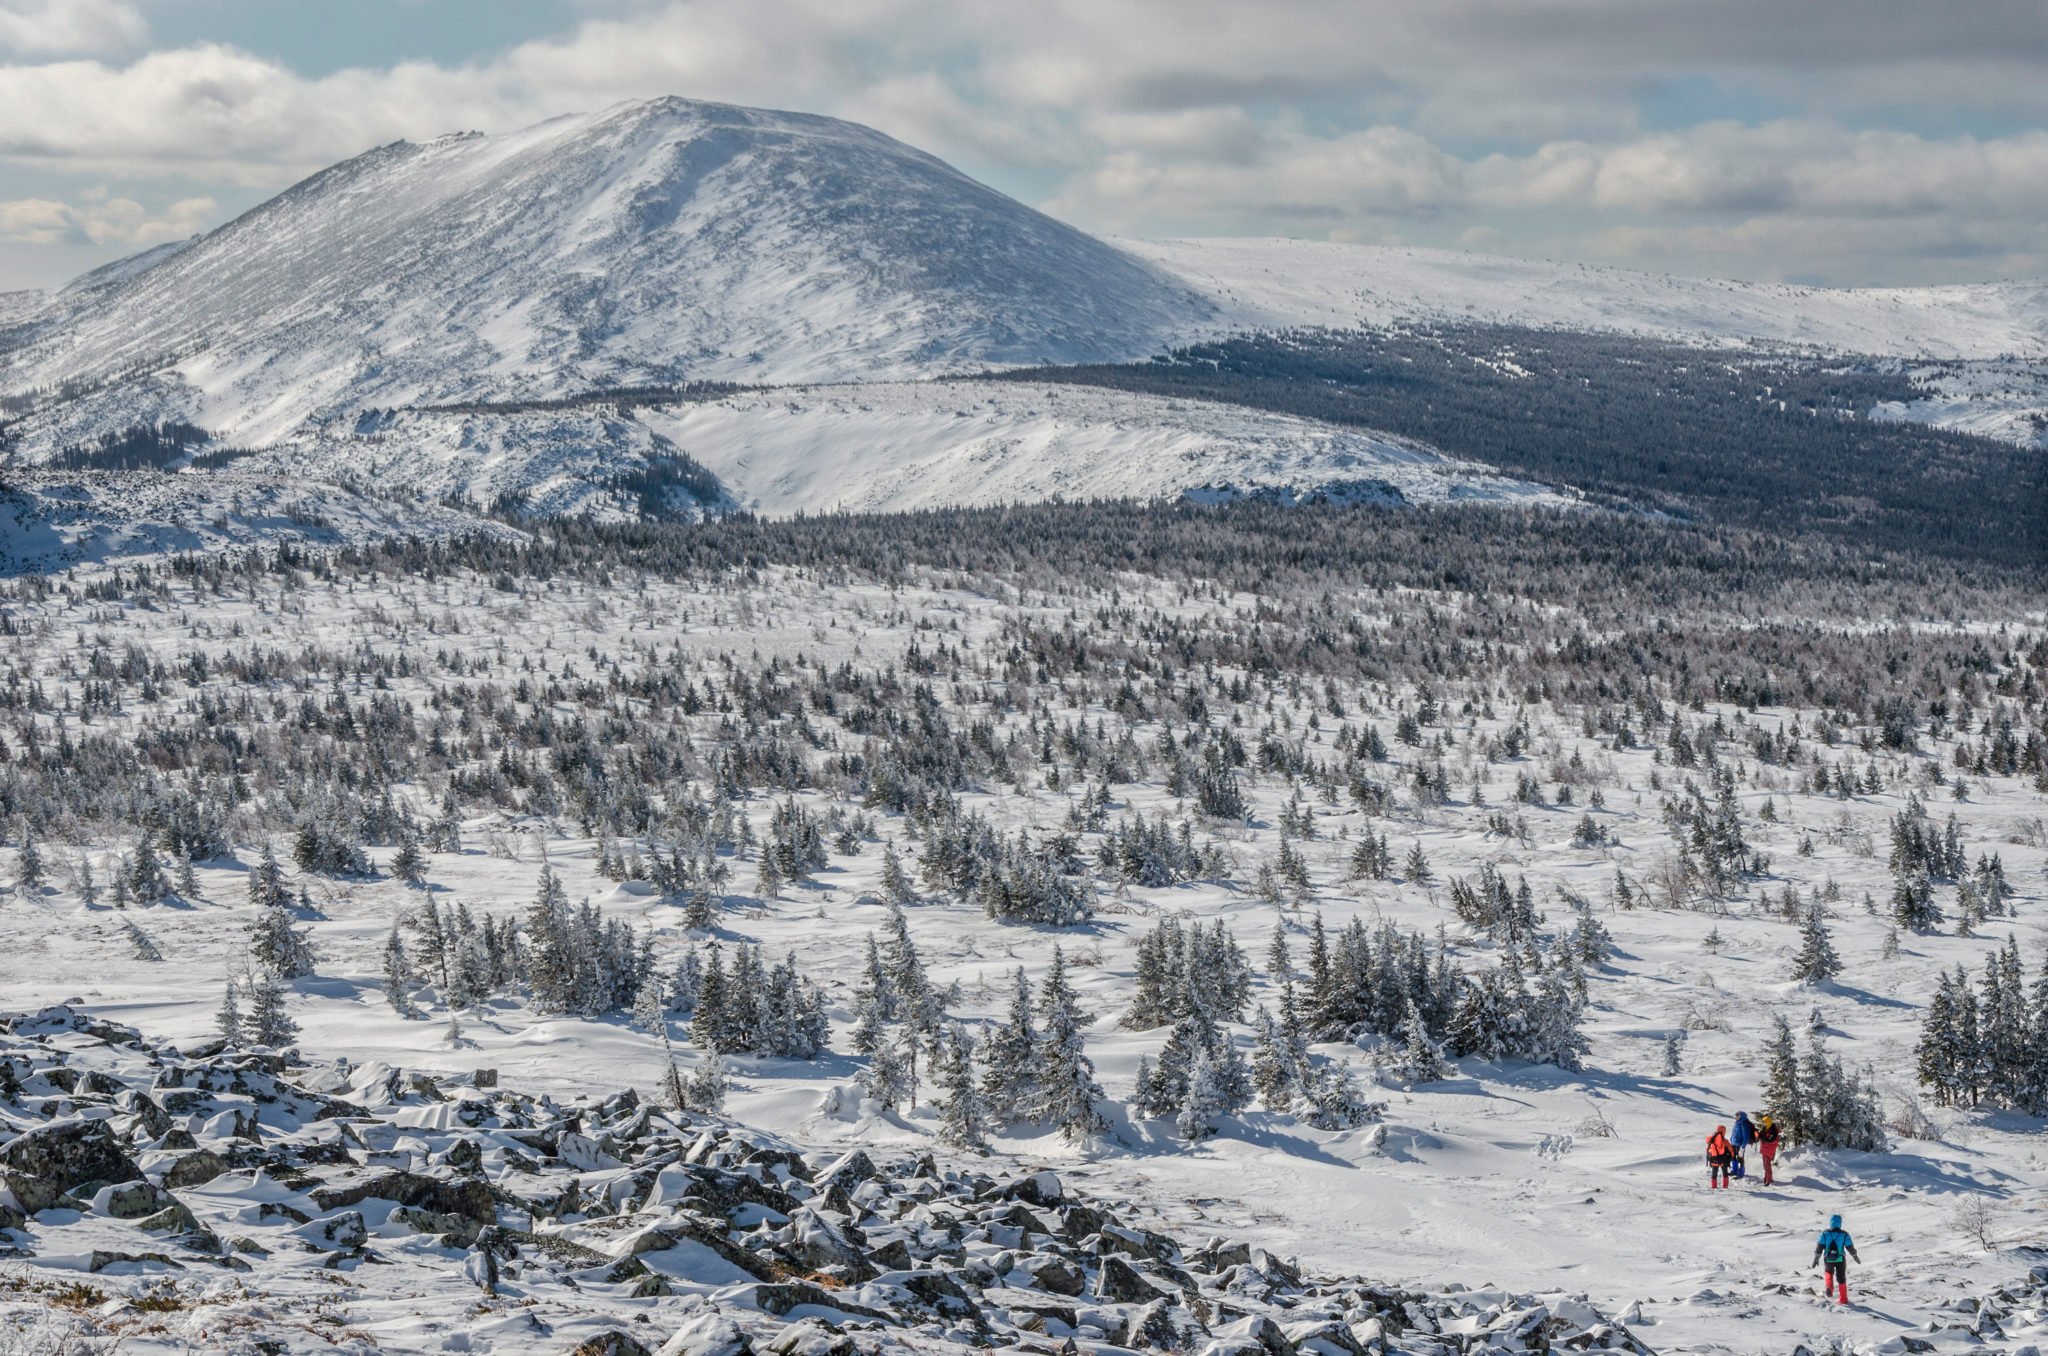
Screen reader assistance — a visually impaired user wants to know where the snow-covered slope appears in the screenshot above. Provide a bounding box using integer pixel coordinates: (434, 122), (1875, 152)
(1131, 237), (2048, 360)
(243, 380), (1572, 517)
(0, 470), (511, 572)
(0, 98), (1206, 445)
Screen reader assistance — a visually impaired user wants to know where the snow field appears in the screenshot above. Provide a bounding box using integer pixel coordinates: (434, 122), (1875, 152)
(0, 549), (2041, 1353)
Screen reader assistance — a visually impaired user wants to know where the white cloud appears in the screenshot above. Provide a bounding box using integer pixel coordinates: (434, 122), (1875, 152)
(0, 0), (144, 56)
(0, 190), (210, 245)
(0, 1), (2034, 284)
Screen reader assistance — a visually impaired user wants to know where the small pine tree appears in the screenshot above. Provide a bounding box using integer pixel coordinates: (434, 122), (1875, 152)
(980, 968), (1040, 1123)
(383, 924), (417, 1017)
(682, 886), (718, 932)
(934, 1026), (989, 1152)
(248, 840), (288, 910)
(246, 970), (298, 1049)
(15, 830), (42, 895)
(1394, 999), (1447, 1084)
(128, 834), (170, 904)
(122, 918), (163, 962)
(1176, 1047), (1225, 1141)
(215, 978), (243, 1046)
(1404, 842), (1433, 884)
(1661, 1031), (1685, 1077)
(392, 832), (428, 889)
(1761, 1012), (1803, 1145)
(1790, 898), (1842, 984)
(1035, 946), (1107, 1142)
(684, 1051), (726, 1114)
(250, 904), (316, 979)
(860, 1032), (915, 1109)
(1266, 920), (1293, 982)
(881, 841), (916, 905)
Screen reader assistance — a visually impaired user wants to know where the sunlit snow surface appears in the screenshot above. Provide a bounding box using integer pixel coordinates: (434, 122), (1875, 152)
(0, 556), (2040, 1353)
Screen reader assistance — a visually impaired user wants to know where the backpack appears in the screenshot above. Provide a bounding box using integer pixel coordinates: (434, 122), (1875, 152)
(1822, 1232), (1847, 1263)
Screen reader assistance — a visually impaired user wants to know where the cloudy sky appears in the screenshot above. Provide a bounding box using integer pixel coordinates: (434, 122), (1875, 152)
(0, 0), (2041, 291)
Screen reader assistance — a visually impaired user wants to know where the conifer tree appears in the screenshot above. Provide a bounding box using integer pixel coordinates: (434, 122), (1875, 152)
(128, 833), (169, 904)
(1790, 898), (1842, 983)
(682, 886), (718, 932)
(1761, 1012), (1803, 1143)
(384, 924), (417, 1017)
(249, 841), (287, 910)
(1404, 842), (1433, 884)
(860, 1030), (915, 1109)
(410, 901), (450, 991)
(1176, 1047), (1225, 1141)
(215, 978), (243, 1046)
(1266, 920), (1293, 982)
(1395, 998), (1448, 1084)
(934, 1026), (989, 1152)
(246, 970), (298, 1048)
(684, 1050), (725, 1114)
(1034, 946), (1106, 1142)
(251, 903), (316, 979)
(15, 829), (41, 895)
(980, 968), (1040, 1123)
(392, 830), (428, 889)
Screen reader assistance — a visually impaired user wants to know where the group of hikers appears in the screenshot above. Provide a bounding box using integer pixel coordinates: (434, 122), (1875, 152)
(1704, 1109), (1781, 1186)
(1704, 1112), (1863, 1306)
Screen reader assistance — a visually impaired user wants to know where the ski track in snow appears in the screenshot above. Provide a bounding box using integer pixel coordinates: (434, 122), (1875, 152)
(0, 557), (2040, 1353)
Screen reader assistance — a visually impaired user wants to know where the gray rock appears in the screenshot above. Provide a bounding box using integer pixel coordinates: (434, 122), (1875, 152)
(1097, 1255), (1173, 1305)
(753, 1282), (892, 1323)
(0, 1120), (143, 1196)
(103, 1181), (174, 1220)
(162, 1149), (228, 1189)
(569, 1333), (654, 1356)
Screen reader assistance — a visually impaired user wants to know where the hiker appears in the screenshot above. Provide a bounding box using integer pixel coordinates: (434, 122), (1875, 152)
(1757, 1113), (1782, 1185)
(1705, 1124), (1733, 1189)
(1812, 1214), (1860, 1305)
(1729, 1110), (1756, 1179)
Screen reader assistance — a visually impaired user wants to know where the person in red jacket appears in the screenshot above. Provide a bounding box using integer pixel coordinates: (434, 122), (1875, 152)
(1756, 1113), (1782, 1185)
(1705, 1125), (1733, 1189)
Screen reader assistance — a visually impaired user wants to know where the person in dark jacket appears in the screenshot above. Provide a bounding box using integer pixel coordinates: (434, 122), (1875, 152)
(1756, 1113), (1782, 1185)
(1812, 1214), (1860, 1304)
(1729, 1110), (1756, 1179)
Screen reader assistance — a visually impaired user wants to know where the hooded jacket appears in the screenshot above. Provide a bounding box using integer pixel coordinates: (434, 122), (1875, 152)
(1813, 1216), (1858, 1266)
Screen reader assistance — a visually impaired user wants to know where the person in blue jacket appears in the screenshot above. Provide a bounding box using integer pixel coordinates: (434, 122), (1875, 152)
(1728, 1110), (1757, 1180)
(1811, 1214), (1860, 1305)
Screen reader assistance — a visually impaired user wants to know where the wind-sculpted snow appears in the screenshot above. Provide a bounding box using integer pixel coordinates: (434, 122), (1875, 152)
(0, 97), (1207, 444)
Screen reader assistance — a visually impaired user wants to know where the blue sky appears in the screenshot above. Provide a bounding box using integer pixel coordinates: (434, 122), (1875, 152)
(0, 0), (2042, 291)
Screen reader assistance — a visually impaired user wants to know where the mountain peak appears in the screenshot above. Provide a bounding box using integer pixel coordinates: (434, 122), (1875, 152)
(2, 97), (1207, 444)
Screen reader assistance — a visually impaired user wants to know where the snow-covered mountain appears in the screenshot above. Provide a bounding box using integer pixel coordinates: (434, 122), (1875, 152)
(2, 96), (2043, 521)
(0, 97), (1208, 445)
(1132, 236), (2048, 360)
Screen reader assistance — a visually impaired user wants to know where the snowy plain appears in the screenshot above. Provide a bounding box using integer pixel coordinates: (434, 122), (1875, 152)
(0, 544), (2040, 1355)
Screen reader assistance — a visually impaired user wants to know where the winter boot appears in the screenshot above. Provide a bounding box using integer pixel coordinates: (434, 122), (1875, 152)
(1837, 1283), (1849, 1306)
